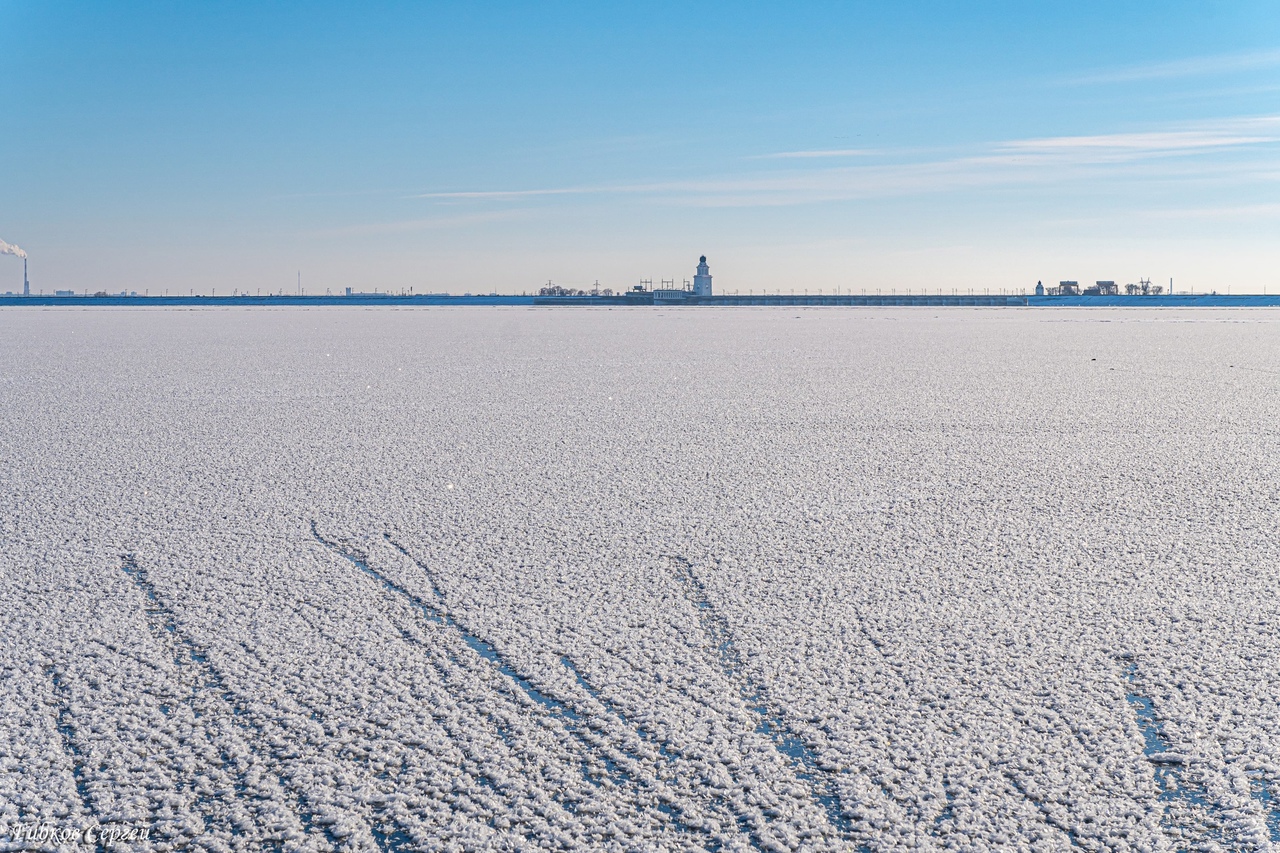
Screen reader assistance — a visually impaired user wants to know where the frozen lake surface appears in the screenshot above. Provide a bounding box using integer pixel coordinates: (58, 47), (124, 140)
(2, 307), (1279, 851)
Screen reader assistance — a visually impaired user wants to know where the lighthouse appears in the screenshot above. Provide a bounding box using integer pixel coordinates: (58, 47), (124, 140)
(693, 255), (713, 296)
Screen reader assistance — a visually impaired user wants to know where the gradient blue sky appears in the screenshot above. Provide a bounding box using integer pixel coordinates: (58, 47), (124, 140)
(2, 1), (1278, 294)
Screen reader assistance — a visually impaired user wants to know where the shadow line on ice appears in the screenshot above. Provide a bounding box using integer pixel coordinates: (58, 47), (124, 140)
(118, 552), (341, 852)
(314, 523), (717, 848)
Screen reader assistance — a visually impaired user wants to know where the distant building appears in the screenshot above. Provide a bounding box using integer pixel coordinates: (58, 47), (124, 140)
(1035, 281), (1045, 296)
(693, 256), (713, 296)
(54, 290), (75, 297)
(1058, 281), (1080, 296)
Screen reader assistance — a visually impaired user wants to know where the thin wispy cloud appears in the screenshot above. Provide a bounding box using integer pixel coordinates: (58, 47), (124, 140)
(1139, 203), (1280, 221)
(1000, 124), (1280, 156)
(409, 116), (1280, 209)
(1067, 48), (1280, 85)
(1046, 202), (1280, 228)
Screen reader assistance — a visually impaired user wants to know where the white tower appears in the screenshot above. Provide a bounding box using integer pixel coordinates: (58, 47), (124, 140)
(693, 255), (713, 296)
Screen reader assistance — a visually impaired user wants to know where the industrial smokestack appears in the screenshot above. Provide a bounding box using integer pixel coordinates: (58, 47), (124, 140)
(0, 239), (27, 296)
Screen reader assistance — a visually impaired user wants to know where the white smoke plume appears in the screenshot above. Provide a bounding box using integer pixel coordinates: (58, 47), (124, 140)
(0, 239), (26, 259)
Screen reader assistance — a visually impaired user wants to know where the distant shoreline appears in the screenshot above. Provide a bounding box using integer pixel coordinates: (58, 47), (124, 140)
(3, 293), (1279, 308)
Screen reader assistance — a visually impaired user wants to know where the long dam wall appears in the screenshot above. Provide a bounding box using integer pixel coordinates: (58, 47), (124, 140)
(2, 293), (1278, 308)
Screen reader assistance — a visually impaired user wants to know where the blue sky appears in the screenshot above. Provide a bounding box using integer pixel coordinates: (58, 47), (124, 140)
(2, 1), (1278, 294)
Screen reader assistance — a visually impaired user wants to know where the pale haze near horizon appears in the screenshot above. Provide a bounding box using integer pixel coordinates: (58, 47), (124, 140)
(1, 2), (1278, 296)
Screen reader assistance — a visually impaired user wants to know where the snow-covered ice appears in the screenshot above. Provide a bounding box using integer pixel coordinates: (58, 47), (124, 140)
(2, 306), (1280, 851)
